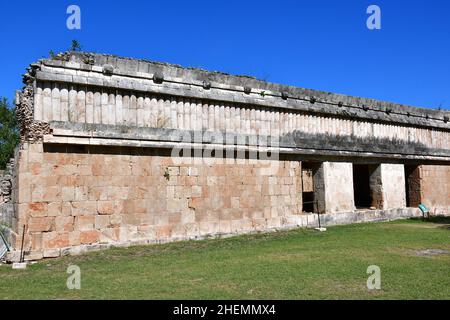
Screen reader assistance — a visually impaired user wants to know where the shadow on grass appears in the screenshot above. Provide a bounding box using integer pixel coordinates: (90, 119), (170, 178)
(409, 215), (450, 230)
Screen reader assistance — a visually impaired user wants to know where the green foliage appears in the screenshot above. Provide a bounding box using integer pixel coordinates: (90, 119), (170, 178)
(0, 98), (19, 169)
(70, 39), (82, 52)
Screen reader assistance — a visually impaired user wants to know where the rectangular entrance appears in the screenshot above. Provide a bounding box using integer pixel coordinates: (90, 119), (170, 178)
(404, 165), (421, 207)
(353, 164), (372, 209)
(302, 162), (321, 213)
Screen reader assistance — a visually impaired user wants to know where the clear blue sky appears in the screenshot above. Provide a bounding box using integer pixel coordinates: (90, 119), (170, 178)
(1, 0), (449, 110)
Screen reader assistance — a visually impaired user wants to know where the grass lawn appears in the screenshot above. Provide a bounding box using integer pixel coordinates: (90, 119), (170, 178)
(1, 218), (449, 300)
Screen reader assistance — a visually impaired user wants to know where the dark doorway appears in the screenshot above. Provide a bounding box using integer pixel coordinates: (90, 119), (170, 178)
(353, 164), (372, 209)
(404, 165), (421, 207)
(302, 162), (321, 213)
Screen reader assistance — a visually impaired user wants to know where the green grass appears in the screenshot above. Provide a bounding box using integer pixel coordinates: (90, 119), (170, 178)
(1, 218), (449, 300)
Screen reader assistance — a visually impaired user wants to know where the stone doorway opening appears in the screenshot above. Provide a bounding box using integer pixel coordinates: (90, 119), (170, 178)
(352, 164), (381, 209)
(302, 162), (321, 213)
(404, 165), (421, 207)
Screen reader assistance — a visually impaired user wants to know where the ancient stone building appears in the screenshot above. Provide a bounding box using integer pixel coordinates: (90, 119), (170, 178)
(3, 52), (449, 261)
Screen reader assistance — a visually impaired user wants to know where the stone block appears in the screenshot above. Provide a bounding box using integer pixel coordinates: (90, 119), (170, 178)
(71, 201), (97, 216)
(75, 216), (95, 231)
(5, 251), (21, 263)
(24, 252), (44, 261)
(43, 249), (61, 258)
(31, 233), (43, 251)
(80, 230), (100, 245)
(97, 201), (115, 215)
(185, 223), (199, 237)
(28, 217), (55, 232)
(27, 202), (48, 217)
(55, 216), (74, 232)
(100, 228), (120, 243)
(47, 202), (63, 217)
(43, 232), (69, 249)
(95, 215), (110, 229)
(61, 187), (75, 201)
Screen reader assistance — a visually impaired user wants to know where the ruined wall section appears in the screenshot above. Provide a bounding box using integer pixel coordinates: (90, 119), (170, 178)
(15, 65), (51, 142)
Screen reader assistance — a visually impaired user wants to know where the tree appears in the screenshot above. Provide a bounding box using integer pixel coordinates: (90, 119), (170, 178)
(0, 98), (19, 169)
(70, 39), (82, 52)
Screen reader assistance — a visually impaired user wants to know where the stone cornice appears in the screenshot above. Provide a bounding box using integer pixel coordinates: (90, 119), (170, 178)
(45, 122), (450, 161)
(31, 52), (450, 131)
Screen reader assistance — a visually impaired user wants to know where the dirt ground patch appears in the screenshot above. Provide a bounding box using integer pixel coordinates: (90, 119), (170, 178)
(412, 249), (450, 257)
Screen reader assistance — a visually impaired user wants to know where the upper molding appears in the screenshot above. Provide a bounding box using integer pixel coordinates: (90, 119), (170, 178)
(28, 51), (450, 131)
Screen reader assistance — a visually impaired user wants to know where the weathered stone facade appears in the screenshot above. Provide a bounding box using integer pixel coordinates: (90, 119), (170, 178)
(4, 52), (449, 261)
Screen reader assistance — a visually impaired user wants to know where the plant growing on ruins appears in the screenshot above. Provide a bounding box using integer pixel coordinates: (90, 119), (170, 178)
(0, 98), (19, 170)
(70, 39), (82, 52)
(163, 168), (170, 181)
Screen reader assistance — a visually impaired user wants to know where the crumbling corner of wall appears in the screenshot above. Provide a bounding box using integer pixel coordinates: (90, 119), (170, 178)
(15, 63), (52, 143)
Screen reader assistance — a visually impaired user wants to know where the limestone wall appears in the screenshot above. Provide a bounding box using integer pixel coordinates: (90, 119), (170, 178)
(12, 142), (302, 260)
